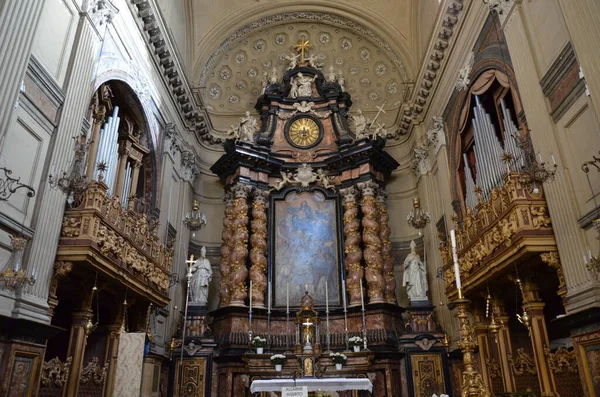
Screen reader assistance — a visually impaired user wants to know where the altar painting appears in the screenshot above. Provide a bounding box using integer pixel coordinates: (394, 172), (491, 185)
(274, 191), (340, 307)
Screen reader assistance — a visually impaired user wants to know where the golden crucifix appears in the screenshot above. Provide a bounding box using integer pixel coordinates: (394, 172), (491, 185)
(185, 254), (196, 267)
(293, 39), (312, 63)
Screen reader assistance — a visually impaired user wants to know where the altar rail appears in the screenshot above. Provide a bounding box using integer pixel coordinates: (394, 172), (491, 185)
(55, 181), (173, 305)
(219, 329), (388, 348)
(438, 174), (559, 299)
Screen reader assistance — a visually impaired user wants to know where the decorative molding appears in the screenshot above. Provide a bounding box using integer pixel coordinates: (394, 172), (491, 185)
(0, 211), (35, 238)
(508, 348), (537, 376)
(483, 0), (522, 26)
(41, 356), (72, 388)
(391, 0), (466, 139)
(455, 51), (474, 92)
(127, 0), (219, 145)
(577, 205), (600, 229)
(544, 347), (578, 375)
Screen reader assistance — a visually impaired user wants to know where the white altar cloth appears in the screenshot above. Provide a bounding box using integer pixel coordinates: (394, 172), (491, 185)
(250, 378), (373, 393)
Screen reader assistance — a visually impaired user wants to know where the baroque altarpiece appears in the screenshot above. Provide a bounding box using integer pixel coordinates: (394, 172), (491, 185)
(172, 45), (452, 396)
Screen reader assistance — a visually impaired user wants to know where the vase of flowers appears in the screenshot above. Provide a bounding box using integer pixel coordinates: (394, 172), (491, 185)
(349, 336), (363, 352)
(252, 336), (266, 354)
(270, 354), (286, 371)
(330, 352), (347, 370)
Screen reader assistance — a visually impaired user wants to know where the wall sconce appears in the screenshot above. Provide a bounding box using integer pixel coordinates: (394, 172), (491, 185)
(183, 200), (206, 237)
(48, 133), (91, 206)
(407, 197), (431, 234)
(0, 235), (36, 292)
(0, 167), (35, 201)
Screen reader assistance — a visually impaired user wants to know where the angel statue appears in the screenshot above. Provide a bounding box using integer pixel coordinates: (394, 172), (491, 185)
(269, 67), (279, 84)
(295, 72), (317, 97)
(282, 52), (300, 70)
(238, 111), (259, 143)
(371, 122), (387, 140)
(316, 169), (335, 190)
(326, 66), (337, 83)
(306, 53), (322, 70)
(337, 70), (346, 92)
(351, 109), (370, 138)
(269, 171), (294, 191)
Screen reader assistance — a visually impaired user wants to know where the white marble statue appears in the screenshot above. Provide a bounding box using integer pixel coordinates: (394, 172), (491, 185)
(261, 71), (269, 94)
(289, 78), (299, 98)
(337, 70), (346, 92)
(269, 67), (279, 84)
(283, 52), (300, 70)
(327, 65), (337, 83)
(239, 111), (259, 142)
(402, 240), (429, 302)
(190, 246), (212, 305)
(295, 72), (316, 97)
(351, 109), (370, 138)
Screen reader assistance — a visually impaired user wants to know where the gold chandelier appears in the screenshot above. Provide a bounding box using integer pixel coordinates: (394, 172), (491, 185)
(406, 197), (431, 233)
(183, 200), (207, 237)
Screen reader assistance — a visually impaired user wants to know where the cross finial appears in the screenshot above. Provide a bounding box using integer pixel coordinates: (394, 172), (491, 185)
(185, 254), (196, 267)
(293, 39), (312, 63)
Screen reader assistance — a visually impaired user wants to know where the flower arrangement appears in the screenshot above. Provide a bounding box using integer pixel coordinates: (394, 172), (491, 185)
(252, 336), (266, 348)
(348, 336), (363, 347)
(270, 354), (286, 365)
(329, 352), (348, 365)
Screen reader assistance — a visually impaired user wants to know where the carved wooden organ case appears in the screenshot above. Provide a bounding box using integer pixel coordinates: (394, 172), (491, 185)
(211, 64), (399, 313)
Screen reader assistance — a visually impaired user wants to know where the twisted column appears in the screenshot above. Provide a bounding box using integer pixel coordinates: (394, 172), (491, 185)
(249, 189), (269, 308)
(358, 181), (385, 304)
(377, 189), (396, 303)
(341, 187), (363, 306)
(228, 183), (252, 306)
(218, 191), (234, 307)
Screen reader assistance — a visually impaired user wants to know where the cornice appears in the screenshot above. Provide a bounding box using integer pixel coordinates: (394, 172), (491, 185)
(128, 0), (221, 146)
(391, 0), (467, 141)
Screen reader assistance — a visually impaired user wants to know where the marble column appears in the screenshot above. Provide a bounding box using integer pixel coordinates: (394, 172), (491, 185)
(492, 299), (517, 393)
(0, 1), (45, 149)
(249, 189), (268, 309)
(14, 7), (108, 323)
(103, 324), (122, 397)
(64, 307), (93, 397)
(86, 100), (107, 180)
(376, 189), (396, 303)
(522, 279), (558, 397)
(358, 181), (385, 304)
(340, 187), (363, 307)
(502, 3), (598, 311)
(219, 191), (234, 307)
(228, 183), (252, 306)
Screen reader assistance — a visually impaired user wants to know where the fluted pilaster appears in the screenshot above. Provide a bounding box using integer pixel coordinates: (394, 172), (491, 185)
(228, 183), (252, 306)
(249, 189), (268, 309)
(14, 11), (106, 322)
(219, 192), (234, 307)
(376, 189), (396, 303)
(502, 7), (597, 310)
(341, 187), (363, 307)
(0, 1), (45, 148)
(358, 181), (385, 304)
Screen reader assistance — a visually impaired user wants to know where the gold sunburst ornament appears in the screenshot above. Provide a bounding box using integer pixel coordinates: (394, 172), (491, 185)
(288, 117), (320, 147)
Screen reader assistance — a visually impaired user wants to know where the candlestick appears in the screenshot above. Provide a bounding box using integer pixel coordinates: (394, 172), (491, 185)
(551, 153), (556, 165)
(325, 281), (329, 313)
(305, 283), (308, 292)
(267, 281), (271, 313)
(450, 230), (462, 290)
(249, 280), (253, 312)
(538, 152), (543, 163)
(360, 279), (365, 312)
(286, 282), (289, 313)
(341, 279), (347, 310)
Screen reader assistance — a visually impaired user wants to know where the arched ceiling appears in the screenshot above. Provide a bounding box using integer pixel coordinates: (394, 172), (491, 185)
(182, 0), (437, 133)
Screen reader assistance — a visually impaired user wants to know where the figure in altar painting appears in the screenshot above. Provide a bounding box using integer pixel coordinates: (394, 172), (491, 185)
(274, 191), (339, 306)
(402, 240), (429, 302)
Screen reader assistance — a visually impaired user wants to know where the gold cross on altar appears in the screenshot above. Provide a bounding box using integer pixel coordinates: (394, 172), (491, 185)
(293, 39), (312, 63)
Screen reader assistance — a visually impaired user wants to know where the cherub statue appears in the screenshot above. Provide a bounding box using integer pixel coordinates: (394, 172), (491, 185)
(293, 101), (315, 113)
(282, 52), (300, 70)
(270, 171), (294, 191)
(238, 111), (259, 142)
(261, 71), (269, 94)
(306, 54), (322, 70)
(289, 78), (299, 99)
(371, 122), (387, 139)
(316, 169), (335, 190)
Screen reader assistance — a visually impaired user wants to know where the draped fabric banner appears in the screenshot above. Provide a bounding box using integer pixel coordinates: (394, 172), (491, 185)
(114, 333), (146, 397)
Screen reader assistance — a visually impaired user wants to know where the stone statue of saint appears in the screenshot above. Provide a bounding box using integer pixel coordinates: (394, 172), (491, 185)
(190, 246), (212, 305)
(402, 240), (429, 302)
(239, 111), (259, 142)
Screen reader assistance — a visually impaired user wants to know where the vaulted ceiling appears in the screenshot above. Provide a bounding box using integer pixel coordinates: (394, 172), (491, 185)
(156, 0), (444, 136)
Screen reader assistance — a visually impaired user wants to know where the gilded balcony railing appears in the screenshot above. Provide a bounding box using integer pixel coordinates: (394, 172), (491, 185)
(439, 174), (560, 299)
(56, 181), (173, 304)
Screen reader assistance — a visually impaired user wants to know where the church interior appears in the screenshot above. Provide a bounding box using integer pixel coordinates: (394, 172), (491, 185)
(1, 0), (600, 396)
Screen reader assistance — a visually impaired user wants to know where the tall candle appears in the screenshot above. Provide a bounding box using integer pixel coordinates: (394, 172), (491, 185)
(450, 230), (462, 290)
(341, 279), (347, 310)
(325, 281), (329, 312)
(249, 280), (253, 312)
(359, 279), (365, 311)
(286, 282), (289, 313)
(268, 281), (271, 313)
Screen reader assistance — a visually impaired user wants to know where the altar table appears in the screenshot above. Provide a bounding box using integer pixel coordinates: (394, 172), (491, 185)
(250, 378), (373, 393)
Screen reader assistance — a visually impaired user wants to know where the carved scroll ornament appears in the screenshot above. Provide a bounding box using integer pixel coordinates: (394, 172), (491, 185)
(41, 357), (72, 388)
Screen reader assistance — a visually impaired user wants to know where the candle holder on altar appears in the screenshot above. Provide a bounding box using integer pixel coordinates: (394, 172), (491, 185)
(455, 296), (490, 397)
(294, 290), (321, 354)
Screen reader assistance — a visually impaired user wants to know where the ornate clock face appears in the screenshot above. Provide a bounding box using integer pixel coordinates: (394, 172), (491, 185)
(287, 117), (321, 147)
